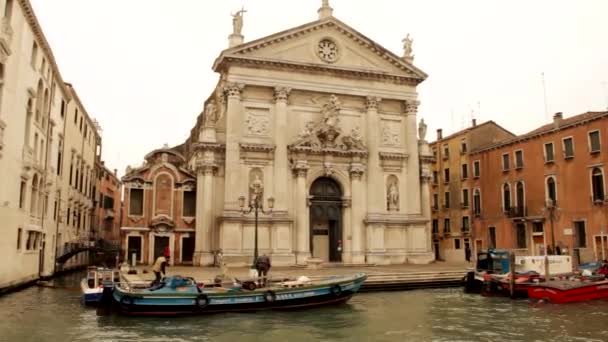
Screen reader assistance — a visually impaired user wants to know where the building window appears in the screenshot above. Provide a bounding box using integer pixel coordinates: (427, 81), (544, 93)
(455, 239), (461, 250)
(444, 219), (450, 233)
(473, 161), (480, 178)
(460, 139), (467, 153)
(514, 150), (524, 169)
(462, 216), (470, 232)
(563, 137), (574, 159)
(183, 190), (196, 217)
(574, 221), (586, 248)
(544, 142), (554, 162)
(53, 200), (57, 221)
(488, 227), (496, 249)
(129, 188), (144, 216)
(591, 168), (605, 202)
(56, 138), (63, 175)
(31, 42), (38, 67)
(103, 195), (115, 209)
(462, 188), (469, 208)
(444, 191), (450, 209)
(461, 164), (468, 179)
(502, 153), (510, 171)
(589, 130), (601, 153)
(533, 222), (544, 233)
(444, 168), (450, 183)
(546, 177), (557, 204)
(473, 189), (481, 216)
(432, 147), (437, 158)
(60, 100), (66, 118)
(442, 144), (449, 159)
(516, 223), (526, 249)
(502, 183), (511, 212)
(432, 193), (438, 210)
(432, 171), (438, 184)
(17, 227), (21, 250)
(19, 181), (26, 209)
(432, 219), (439, 234)
(516, 181), (525, 213)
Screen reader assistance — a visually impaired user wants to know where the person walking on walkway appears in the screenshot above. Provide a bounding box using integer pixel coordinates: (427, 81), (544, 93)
(152, 255), (168, 285)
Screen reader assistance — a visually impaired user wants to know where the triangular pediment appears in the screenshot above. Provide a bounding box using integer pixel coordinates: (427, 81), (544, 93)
(213, 17), (427, 82)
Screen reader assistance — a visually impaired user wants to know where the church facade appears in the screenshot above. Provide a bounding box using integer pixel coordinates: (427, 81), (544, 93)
(121, 1), (435, 266)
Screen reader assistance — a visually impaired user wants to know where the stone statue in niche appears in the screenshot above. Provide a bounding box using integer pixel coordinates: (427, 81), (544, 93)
(387, 182), (399, 211)
(204, 100), (217, 127)
(249, 173), (264, 205)
(418, 118), (427, 141)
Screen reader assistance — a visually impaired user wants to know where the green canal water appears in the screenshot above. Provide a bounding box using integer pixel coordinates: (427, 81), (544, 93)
(1, 271), (607, 342)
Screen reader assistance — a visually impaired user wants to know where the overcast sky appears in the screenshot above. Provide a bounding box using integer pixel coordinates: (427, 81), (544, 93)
(30, 0), (608, 177)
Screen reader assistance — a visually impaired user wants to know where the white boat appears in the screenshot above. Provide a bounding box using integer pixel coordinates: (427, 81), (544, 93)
(81, 267), (120, 305)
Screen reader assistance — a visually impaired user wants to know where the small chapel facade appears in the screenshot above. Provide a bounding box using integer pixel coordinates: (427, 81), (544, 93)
(121, 1), (435, 266)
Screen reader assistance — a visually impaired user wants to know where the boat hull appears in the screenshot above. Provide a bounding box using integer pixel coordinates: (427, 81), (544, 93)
(107, 274), (366, 316)
(527, 281), (608, 303)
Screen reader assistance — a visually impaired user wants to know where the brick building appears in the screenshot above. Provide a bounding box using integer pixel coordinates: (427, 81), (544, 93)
(471, 111), (608, 263)
(429, 120), (514, 262)
(94, 162), (122, 243)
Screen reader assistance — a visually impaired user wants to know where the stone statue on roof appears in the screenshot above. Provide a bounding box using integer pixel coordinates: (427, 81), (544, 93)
(231, 8), (247, 35)
(402, 34), (414, 61)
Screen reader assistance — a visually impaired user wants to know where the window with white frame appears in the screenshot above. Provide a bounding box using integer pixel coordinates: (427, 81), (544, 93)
(563, 137), (574, 159)
(502, 153), (510, 171)
(514, 150), (524, 168)
(473, 160), (480, 178)
(544, 142), (554, 162)
(461, 164), (468, 179)
(460, 139), (467, 153)
(462, 188), (469, 208)
(591, 168), (605, 202)
(443, 144), (449, 159)
(589, 130), (601, 153)
(473, 189), (481, 215)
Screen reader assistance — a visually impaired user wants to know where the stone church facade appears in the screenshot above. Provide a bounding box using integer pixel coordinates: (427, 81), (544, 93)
(121, 1), (435, 266)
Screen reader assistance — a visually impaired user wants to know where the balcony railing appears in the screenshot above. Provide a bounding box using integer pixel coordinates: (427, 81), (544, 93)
(506, 206), (527, 218)
(461, 227), (471, 236)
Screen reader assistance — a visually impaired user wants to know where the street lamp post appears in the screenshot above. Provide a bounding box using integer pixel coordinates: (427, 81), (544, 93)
(239, 193), (274, 269)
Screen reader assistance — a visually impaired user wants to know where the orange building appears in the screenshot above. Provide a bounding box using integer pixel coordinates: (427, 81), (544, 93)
(120, 146), (197, 265)
(429, 120), (514, 262)
(94, 162), (122, 243)
(471, 112), (608, 264)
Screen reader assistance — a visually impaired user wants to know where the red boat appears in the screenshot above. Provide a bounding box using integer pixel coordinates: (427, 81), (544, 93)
(527, 279), (608, 303)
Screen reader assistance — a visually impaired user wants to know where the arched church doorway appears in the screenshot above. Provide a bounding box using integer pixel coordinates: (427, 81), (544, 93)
(309, 177), (342, 262)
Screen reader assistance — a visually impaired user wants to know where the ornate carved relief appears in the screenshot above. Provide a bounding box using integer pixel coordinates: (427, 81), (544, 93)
(317, 39), (339, 63)
(366, 96), (381, 111)
(404, 100), (420, 115)
(274, 87), (291, 103)
(245, 109), (270, 136)
(288, 95), (367, 156)
(379, 152), (408, 172)
(381, 121), (401, 146)
(349, 163), (365, 180)
(223, 82), (244, 99)
(203, 100), (218, 127)
(387, 175), (400, 211)
(292, 160), (309, 177)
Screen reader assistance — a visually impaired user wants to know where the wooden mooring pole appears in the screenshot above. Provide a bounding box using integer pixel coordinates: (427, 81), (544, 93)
(509, 252), (515, 298)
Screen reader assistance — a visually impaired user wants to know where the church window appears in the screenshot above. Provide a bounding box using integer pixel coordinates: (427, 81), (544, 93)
(317, 39), (339, 63)
(129, 188), (144, 216)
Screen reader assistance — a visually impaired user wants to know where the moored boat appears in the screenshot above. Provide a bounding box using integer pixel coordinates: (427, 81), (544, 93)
(527, 279), (608, 304)
(81, 267), (121, 305)
(100, 273), (367, 316)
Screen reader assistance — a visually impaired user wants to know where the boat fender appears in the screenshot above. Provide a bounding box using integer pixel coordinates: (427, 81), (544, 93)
(330, 284), (342, 296)
(196, 294), (209, 309)
(264, 290), (277, 302)
(120, 295), (134, 307)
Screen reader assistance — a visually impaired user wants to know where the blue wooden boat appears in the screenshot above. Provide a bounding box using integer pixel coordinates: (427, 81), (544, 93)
(101, 273), (367, 316)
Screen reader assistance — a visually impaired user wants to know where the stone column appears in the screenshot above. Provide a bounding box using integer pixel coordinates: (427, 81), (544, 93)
(223, 83), (244, 211)
(293, 161), (310, 264)
(418, 146), (433, 252)
(405, 100), (422, 214)
(350, 163), (366, 264)
(273, 87), (291, 211)
(365, 97), (383, 213)
(195, 162), (216, 266)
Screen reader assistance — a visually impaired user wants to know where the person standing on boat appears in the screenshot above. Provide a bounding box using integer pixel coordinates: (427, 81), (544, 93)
(255, 254), (271, 287)
(152, 255), (168, 285)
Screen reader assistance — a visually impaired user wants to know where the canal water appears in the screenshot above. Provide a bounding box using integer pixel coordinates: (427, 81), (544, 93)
(0, 272), (607, 342)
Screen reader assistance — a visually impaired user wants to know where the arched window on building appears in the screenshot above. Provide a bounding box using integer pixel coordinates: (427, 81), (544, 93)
(516, 181), (525, 216)
(502, 183), (511, 212)
(546, 176), (557, 205)
(591, 168), (605, 202)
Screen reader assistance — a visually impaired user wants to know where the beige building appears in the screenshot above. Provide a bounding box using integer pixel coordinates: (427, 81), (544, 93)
(122, 1), (435, 267)
(0, 0), (102, 292)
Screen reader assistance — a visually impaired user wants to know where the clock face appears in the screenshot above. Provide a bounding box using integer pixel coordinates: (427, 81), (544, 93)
(318, 39), (339, 63)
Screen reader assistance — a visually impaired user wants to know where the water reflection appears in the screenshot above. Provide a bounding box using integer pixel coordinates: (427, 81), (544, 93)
(0, 272), (607, 341)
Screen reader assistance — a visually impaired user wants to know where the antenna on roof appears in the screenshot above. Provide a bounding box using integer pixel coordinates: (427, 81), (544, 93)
(541, 72), (549, 122)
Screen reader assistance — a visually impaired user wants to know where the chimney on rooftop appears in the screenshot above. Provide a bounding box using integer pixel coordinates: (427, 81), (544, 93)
(553, 112), (563, 128)
(437, 129), (443, 140)
(472, 119), (477, 127)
